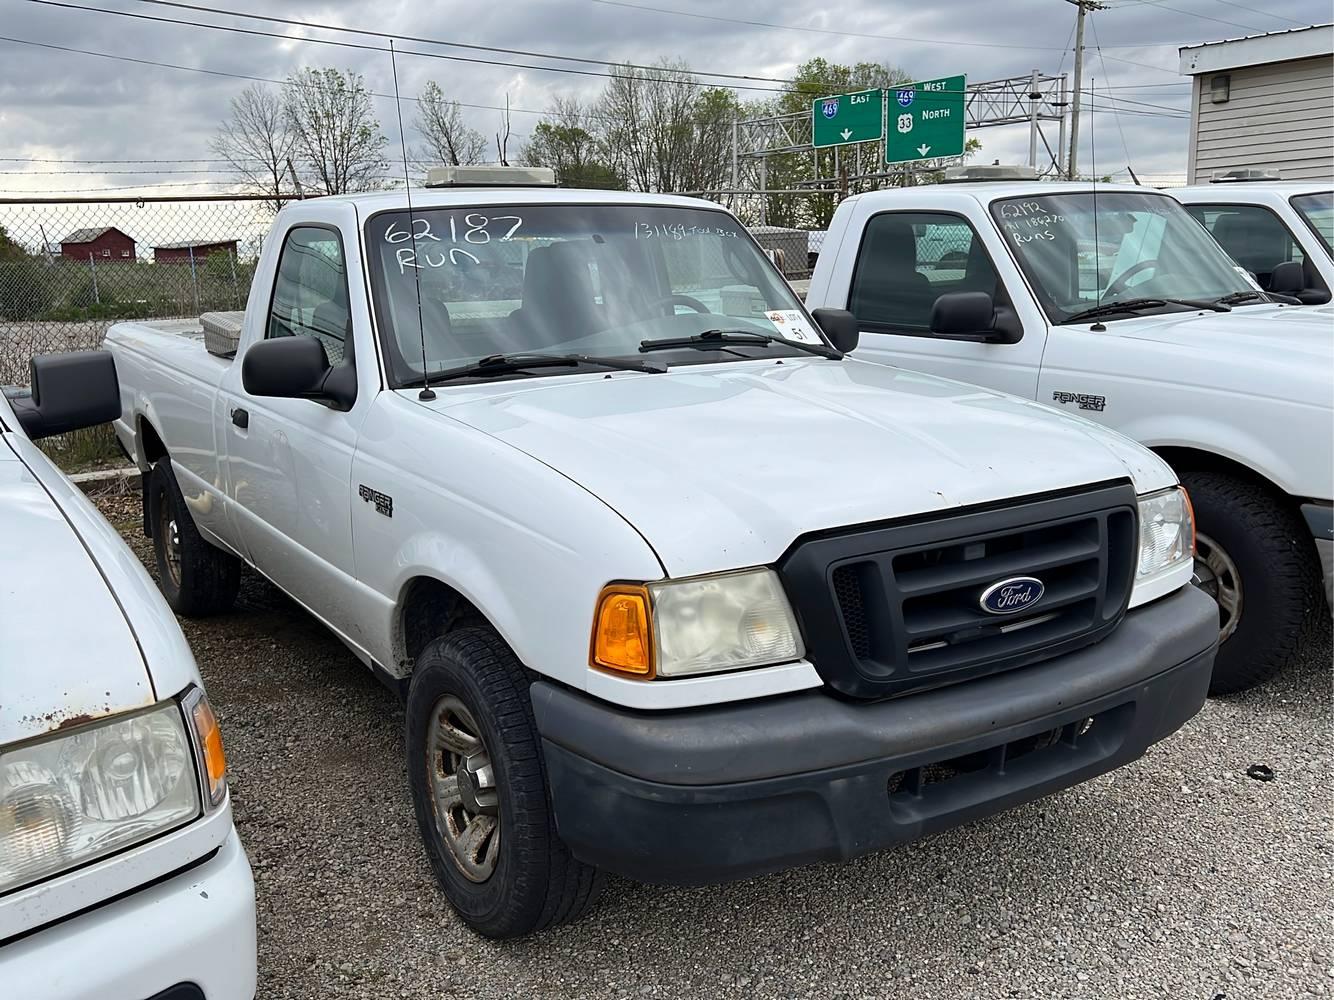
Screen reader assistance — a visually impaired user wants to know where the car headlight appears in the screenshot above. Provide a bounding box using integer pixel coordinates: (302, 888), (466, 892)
(1131, 486), (1195, 605)
(0, 694), (223, 895)
(591, 568), (805, 678)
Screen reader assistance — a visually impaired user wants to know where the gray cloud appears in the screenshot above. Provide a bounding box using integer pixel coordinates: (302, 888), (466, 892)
(0, 0), (1327, 193)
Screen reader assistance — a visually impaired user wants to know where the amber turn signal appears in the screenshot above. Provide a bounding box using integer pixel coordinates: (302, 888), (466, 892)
(190, 694), (228, 806)
(591, 584), (654, 677)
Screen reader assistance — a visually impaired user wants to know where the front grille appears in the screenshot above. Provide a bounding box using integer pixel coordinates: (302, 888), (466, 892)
(778, 483), (1137, 699)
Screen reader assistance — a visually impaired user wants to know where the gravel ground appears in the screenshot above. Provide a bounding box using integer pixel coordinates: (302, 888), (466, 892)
(95, 488), (1334, 1000)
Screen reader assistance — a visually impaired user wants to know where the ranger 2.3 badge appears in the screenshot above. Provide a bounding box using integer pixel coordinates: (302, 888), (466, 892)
(1052, 390), (1107, 412)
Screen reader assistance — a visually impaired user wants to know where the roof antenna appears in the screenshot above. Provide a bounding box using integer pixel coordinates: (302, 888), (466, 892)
(1089, 75), (1106, 331)
(389, 39), (435, 401)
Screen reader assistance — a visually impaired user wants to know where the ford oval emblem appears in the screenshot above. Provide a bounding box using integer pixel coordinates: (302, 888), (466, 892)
(979, 577), (1045, 615)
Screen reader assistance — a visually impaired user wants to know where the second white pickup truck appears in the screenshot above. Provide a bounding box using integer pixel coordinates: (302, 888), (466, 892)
(807, 174), (1333, 694)
(107, 169), (1216, 938)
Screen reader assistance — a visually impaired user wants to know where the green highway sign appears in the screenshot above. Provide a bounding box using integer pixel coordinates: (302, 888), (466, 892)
(811, 89), (883, 149)
(885, 75), (966, 165)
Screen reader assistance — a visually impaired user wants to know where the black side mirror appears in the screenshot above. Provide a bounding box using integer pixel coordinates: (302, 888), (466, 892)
(242, 336), (355, 410)
(9, 351), (120, 441)
(810, 308), (859, 353)
(930, 291), (998, 340)
(1268, 260), (1304, 295)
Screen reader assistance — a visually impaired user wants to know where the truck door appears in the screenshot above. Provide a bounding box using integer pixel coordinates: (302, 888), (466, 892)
(846, 208), (1047, 399)
(219, 222), (372, 647)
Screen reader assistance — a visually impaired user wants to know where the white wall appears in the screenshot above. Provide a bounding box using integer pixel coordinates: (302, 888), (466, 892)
(1188, 55), (1334, 183)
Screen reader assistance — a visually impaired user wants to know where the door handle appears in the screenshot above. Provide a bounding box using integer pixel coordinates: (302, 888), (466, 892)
(231, 407), (249, 429)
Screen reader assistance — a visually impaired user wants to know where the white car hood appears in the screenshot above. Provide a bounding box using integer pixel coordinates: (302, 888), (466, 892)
(429, 358), (1173, 577)
(1108, 305), (1332, 380)
(0, 441), (154, 745)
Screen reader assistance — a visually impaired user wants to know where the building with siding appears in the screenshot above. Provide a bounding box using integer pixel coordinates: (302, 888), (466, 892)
(59, 227), (136, 262)
(152, 239), (239, 264)
(1179, 24), (1333, 184)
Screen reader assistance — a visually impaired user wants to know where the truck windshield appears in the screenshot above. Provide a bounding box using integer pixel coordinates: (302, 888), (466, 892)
(991, 191), (1258, 324)
(364, 204), (820, 386)
(1291, 192), (1333, 256)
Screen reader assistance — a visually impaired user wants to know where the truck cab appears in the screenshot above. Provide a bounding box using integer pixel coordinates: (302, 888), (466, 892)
(107, 169), (1217, 938)
(806, 173), (1333, 694)
(1173, 175), (1333, 305)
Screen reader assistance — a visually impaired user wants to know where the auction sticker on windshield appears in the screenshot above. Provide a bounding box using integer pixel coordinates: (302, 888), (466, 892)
(765, 310), (823, 344)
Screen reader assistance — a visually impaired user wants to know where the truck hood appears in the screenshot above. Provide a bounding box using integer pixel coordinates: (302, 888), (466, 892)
(1107, 305), (1332, 370)
(0, 441), (154, 745)
(427, 358), (1174, 577)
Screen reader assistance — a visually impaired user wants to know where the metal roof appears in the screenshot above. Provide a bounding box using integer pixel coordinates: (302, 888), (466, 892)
(1179, 23), (1333, 75)
(151, 239), (238, 250)
(61, 226), (134, 244)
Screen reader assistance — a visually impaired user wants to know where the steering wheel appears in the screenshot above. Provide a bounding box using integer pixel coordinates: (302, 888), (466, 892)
(1103, 259), (1157, 299)
(650, 293), (711, 315)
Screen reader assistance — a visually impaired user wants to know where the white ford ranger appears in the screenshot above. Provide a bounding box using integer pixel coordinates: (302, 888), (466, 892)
(1, 354), (256, 999)
(806, 172), (1333, 694)
(1173, 177), (1333, 305)
(106, 168), (1217, 939)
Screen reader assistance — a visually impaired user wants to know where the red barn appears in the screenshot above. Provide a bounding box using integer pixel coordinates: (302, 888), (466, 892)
(60, 227), (136, 262)
(152, 240), (239, 264)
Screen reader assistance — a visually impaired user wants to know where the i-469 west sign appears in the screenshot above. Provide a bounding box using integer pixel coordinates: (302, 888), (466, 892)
(885, 75), (967, 165)
(811, 89), (884, 149)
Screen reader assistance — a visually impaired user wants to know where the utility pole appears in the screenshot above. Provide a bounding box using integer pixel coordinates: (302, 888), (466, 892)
(1064, 0), (1106, 180)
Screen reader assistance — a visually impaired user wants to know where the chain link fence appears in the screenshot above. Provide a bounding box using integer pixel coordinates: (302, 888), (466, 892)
(0, 196), (280, 386)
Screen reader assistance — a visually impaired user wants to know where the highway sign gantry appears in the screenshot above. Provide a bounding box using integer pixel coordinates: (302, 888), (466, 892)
(811, 89), (883, 149)
(885, 75), (967, 165)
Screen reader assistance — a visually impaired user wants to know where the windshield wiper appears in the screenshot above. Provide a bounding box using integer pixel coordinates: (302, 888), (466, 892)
(412, 352), (667, 386)
(1216, 289), (1271, 306)
(1062, 297), (1231, 324)
(639, 328), (842, 360)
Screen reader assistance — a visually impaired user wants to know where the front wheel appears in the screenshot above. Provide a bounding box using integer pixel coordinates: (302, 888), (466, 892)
(405, 628), (603, 938)
(147, 460), (240, 616)
(1181, 470), (1320, 694)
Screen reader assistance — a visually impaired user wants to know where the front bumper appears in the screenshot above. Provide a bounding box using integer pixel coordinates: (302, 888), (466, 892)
(1, 830), (256, 1000)
(532, 585), (1218, 886)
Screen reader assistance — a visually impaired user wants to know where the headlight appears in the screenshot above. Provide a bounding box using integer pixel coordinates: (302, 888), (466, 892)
(591, 568), (805, 678)
(1131, 486), (1195, 604)
(0, 701), (202, 895)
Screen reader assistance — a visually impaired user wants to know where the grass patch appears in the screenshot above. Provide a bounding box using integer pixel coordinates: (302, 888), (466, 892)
(38, 422), (126, 475)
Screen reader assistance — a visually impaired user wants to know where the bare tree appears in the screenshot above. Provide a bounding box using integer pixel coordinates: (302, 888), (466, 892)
(284, 68), (388, 195)
(496, 94), (512, 166)
(415, 82), (486, 166)
(211, 84), (297, 210)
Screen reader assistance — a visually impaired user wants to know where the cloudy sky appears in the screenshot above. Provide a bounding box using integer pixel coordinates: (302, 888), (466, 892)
(0, 0), (1327, 197)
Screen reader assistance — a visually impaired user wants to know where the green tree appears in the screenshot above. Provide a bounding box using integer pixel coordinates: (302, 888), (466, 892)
(0, 224), (27, 261)
(520, 99), (625, 189)
(284, 68), (388, 195)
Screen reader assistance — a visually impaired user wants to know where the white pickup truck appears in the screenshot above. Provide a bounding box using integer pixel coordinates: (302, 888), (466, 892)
(806, 175), (1333, 694)
(107, 168), (1217, 938)
(1, 353), (255, 998)
(1173, 179), (1332, 305)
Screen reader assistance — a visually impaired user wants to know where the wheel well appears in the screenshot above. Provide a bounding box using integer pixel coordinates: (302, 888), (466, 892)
(1152, 447), (1290, 502)
(396, 577), (489, 672)
(138, 417), (167, 465)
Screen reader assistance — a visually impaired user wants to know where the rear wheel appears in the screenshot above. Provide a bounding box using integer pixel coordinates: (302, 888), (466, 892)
(1181, 469), (1320, 694)
(147, 460), (240, 616)
(405, 627), (603, 938)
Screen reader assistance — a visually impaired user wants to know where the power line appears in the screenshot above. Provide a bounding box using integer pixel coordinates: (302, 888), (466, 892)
(1116, 0), (1273, 33)
(587, 0), (1074, 50)
(22, 0), (791, 93)
(124, 0), (796, 87)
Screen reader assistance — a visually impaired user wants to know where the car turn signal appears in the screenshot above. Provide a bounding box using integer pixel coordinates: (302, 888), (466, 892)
(591, 585), (654, 677)
(190, 694), (228, 806)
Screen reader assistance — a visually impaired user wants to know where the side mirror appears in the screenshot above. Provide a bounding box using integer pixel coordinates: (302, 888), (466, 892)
(810, 308), (859, 353)
(9, 351), (120, 441)
(930, 291), (997, 340)
(241, 336), (355, 410)
(1268, 260), (1304, 295)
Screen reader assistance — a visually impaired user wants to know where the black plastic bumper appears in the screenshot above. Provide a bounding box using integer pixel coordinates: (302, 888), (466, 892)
(532, 585), (1218, 886)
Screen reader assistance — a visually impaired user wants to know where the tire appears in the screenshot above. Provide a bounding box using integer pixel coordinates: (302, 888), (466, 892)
(146, 460), (241, 616)
(405, 627), (604, 938)
(1181, 469), (1321, 695)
